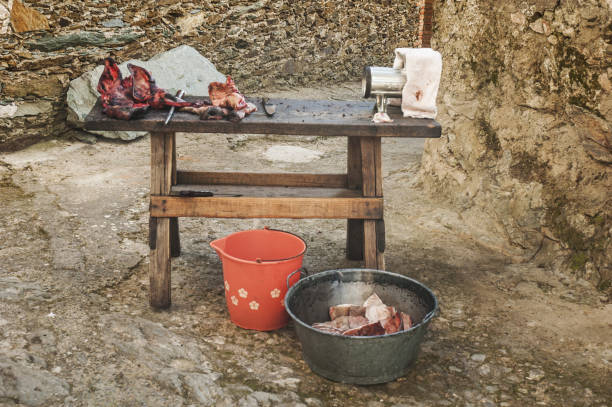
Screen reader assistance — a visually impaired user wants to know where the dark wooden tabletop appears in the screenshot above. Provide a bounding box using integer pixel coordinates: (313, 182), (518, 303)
(84, 97), (441, 138)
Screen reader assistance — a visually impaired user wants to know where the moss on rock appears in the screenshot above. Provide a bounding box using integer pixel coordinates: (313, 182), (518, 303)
(479, 117), (502, 156)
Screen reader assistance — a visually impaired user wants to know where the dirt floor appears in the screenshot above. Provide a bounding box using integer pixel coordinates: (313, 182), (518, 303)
(0, 84), (610, 407)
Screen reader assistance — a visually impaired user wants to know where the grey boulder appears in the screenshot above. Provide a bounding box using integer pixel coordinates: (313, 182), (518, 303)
(0, 357), (70, 406)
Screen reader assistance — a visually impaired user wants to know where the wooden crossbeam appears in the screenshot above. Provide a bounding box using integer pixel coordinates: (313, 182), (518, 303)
(150, 196), (383, 219)
(176, 171), (348, 188)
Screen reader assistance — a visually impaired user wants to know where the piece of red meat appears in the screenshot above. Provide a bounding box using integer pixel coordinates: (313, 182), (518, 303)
(96, 58), (149, 120)
(401, 312), (413, 330)
(127, 64), (199, 109)
(313, 316), (370, 332)
(127, 63), (153, 102)
(329, 304), (366, 320)
(98, 57), (255, 122)
(343, 321), (386, 337)
(180, 76), (257, 122)
(311, 293), (416, 337)
(208, 76), (249, 110)
(181, 105), (227, 121)
(97, 58), (202, 120)
(311, 324), (344, 335)
(97, 58), (122, 101)
(381, 309), (403, 334)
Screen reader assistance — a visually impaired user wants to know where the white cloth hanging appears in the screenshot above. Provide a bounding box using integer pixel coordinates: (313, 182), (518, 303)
(390, 48), (442, 119)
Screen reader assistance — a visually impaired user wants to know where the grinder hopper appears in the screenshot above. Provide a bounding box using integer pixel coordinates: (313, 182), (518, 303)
(362, 66), (406, 114)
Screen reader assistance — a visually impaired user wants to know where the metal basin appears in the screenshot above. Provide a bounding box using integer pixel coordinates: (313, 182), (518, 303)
(285, 269), (438, 385)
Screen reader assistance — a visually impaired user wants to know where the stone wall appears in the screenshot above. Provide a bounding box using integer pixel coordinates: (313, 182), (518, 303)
(0, 0), (419, 151)
(421, 0), (611, 291)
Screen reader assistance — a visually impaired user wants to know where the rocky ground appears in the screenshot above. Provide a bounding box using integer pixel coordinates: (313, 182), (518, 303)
(0, 85), (610, 406)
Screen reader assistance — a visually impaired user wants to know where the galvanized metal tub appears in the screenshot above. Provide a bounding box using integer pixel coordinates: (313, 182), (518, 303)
(284, 268), (438, 385)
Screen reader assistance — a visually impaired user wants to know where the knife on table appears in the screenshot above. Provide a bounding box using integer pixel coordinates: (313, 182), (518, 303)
(164, 89), (185, 125)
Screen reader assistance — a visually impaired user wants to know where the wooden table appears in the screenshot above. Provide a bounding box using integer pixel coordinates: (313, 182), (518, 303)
(85, 98), (440, 309)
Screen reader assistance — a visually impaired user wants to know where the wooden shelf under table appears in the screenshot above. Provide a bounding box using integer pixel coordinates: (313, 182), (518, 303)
(149, 183), (383, 219)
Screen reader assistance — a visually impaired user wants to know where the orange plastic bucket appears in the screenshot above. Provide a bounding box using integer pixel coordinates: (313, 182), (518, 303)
(210, 228), (306, 331)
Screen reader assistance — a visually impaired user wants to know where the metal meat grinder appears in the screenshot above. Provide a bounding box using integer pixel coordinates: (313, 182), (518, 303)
(362, 67), (406, 114)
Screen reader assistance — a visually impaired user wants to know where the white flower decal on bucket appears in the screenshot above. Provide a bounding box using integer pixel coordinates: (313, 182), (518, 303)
(224, 281), (230, 292)
(238, 288), (248, 298)
(230, 295), (238, 306)
(249, 301), (259, 310)
(270, 288), (281, 298)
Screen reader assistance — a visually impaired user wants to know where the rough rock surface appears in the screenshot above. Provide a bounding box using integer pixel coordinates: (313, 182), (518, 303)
(67, 45), (226, 141)
(0, 84), (610, 406)
(0, 0), (419, 150)
(0, 356), (70, 406)
(421, 0), (612, 292)
(9, 0), (49, 32)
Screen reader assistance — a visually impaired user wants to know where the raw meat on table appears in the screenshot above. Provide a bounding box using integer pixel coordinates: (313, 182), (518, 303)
(97, 57), (200, 120)
(181, 76), (257, 122)
(97, 58), (149, 120)
(209, 76), (247, 110)
(97, 58), (256, 122)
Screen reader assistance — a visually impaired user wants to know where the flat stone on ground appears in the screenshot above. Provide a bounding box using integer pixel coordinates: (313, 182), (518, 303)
(263, 145), (323, 163)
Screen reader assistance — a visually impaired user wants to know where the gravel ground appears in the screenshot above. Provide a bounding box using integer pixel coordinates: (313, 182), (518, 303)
(0, 84), (610, 406)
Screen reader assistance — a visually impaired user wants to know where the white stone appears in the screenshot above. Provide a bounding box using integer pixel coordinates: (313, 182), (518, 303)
(598, 73), (611, 92)
(67, 45), (226, 141)
(0, 3), (10, 35)
(529, 19), (545, 34)
(510, 12), (526, 26)
(263, 145), (323, 163)
(470, 353), (487, 362)
(176, 11), (207, 36)
(0, 103), (18, 118)
(527, 368), (545, 381)
(182, 372), (223, 404)
(14, 101), (53, 117)
(479, 364), (491, 376)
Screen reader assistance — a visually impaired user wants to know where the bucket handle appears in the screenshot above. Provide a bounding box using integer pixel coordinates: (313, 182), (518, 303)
(421, 305), (440, 325)
(250, 227), (308, 263)
(286, 267), (308, 289)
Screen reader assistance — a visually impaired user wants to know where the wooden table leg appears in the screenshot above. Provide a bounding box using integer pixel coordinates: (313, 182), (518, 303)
(346, 137), (364, 260)
(150, 132), (173, 309)
(360, 137), (385, 270)
(170, 132), (180, 258)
